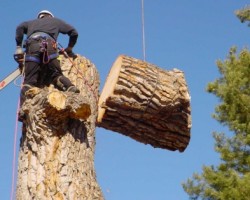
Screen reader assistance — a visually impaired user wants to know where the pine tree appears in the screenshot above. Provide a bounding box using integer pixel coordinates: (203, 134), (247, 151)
(182, 7), (250, 199)
(182, 47), (250, 200)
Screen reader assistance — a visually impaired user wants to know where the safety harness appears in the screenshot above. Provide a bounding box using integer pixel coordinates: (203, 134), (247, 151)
(24, 32), (58, 64)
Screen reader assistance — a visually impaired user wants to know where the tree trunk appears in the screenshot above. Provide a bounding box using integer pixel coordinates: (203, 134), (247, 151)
(16, 55), (104, 200)
(97, 55), (191, 152)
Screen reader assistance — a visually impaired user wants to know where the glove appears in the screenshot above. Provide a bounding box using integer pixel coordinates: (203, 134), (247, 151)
(65, 46), (73, 54)
(14, 46), (24, 64)
(65, 46), (77, 59)
(15, 46), (23, 54)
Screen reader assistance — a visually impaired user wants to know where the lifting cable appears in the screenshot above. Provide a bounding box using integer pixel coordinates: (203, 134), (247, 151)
(141, 0), (146, 61)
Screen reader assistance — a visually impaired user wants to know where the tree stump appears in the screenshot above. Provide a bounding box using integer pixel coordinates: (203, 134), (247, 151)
(97, 55), (191, 152)
(16, 55), (104, 200)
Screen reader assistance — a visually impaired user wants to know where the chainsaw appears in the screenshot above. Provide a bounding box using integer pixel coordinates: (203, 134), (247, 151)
(0, 67), (22, 91)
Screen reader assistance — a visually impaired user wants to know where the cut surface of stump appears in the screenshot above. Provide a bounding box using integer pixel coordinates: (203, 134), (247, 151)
(97, 55), (191, 152)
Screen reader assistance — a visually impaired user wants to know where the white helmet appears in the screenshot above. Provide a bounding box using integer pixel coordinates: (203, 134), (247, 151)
(37, 10), (54, 18)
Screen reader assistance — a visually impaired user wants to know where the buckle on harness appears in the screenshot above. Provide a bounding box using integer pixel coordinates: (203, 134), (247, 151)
(40, 40), (48, 52)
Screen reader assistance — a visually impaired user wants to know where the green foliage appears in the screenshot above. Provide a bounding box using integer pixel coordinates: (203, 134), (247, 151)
(207, 47), (250, 134)
(183, 167), (250, 200)
(235, 6), (250, 25)
(182, 48), (250, 199)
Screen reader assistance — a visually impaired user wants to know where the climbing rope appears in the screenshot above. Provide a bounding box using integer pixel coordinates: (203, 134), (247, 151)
(10, 98), (21, 200)
(70, 58), (99, 105)
(13, 74), (23, 88)
(141, 0), (146, 61)
(11, 58), (25, 200)
(58, 43), (99, 104)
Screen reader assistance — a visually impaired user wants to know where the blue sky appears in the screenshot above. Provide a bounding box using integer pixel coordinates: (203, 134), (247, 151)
(0, 1), (249, 200)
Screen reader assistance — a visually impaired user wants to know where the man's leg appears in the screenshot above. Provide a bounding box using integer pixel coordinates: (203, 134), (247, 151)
(48, 59), (80, 93)
(19, 61), (40, 121)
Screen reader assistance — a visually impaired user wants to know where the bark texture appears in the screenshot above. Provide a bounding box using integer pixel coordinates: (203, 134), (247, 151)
(97, 55), (191, 152)
(16, 55), (104, 200)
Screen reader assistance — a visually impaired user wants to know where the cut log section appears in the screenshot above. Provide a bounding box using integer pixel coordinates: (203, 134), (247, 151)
(97, 55), (191, 152)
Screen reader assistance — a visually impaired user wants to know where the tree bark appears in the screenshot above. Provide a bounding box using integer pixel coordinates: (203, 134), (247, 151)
(16, 55), (104, 200)
(97, 55), (191, 152)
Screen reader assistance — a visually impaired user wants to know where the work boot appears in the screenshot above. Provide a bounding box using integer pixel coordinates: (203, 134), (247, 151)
(53, 76), (78, 92)
(67, 86), (80, 93)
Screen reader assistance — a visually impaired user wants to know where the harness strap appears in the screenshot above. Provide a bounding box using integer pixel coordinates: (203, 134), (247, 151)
(25, 53), (58, 63)
(25, 55), (40, 63)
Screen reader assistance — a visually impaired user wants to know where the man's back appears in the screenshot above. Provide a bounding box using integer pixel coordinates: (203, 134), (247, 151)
(16, 16), (78, 46)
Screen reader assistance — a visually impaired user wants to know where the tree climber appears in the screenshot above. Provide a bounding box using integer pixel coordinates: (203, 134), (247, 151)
(15, 10), (80, 121)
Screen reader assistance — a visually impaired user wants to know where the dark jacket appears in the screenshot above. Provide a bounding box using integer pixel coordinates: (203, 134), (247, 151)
(15, 17), (78, 48)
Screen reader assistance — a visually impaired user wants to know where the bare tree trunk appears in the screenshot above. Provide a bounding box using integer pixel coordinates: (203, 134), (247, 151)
(16, 55), (104, 200)
(97, 55), (191, 152)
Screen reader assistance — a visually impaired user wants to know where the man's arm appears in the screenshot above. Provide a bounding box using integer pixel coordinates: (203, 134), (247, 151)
(67, 29), (78, 48)
(58, 19), (78, 48)
(15, 21), (28, 46)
